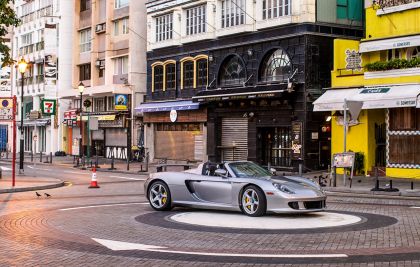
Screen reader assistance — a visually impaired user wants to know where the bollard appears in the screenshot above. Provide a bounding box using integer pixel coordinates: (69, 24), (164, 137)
(108, 155), (116, 170)
(411, 181), (414, 190)
(298, 163), (303, 177)
(370, 167), (381, 191)
(333, 166), (337, 187)
(81, 156), (87, 170)
(50, 152), (52, 164)
(6, 149), (8, 159)
(95, 154), (99, 168)
(0, 168), (2, 179)
(31, 151), (33, 162)
(40, 152), (43, 163)
(389, 180), (393, 190)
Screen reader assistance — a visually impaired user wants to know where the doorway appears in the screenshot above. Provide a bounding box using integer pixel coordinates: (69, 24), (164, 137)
(257, 127), (291, 168)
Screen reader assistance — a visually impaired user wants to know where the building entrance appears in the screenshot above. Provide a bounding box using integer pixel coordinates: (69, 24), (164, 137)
(257, 127), (292, 168)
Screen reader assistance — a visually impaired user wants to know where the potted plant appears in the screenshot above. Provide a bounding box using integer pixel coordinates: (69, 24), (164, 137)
(354, 152), (365, 176)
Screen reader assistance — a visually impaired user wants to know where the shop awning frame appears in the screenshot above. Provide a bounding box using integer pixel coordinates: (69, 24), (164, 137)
(313, 84), (420, 111)
(360, 34), (420, 53)
(135, 100), (200, 113)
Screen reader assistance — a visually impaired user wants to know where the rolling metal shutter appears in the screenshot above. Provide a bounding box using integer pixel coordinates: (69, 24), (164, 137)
(221, 118), (248, 161)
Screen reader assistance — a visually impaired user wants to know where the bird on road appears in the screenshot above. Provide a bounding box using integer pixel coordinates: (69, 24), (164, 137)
(44, 193), (51, 198)
(35, 192), (41, 198)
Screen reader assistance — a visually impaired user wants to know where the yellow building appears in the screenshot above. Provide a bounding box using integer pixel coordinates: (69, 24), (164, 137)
(314, 0), (420, 179)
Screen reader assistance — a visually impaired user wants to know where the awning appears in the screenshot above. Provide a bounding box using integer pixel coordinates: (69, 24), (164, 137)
(135, 100), (200, 113)
(313, 84), (420, 111)
(78, 115), (116, 121)
(360, 34), (420, 53)
(20, 119), (51, 127)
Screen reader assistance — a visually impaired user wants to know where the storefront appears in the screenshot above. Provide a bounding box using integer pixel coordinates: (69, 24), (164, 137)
(314, 84), (420, 177)
(136, 100), (207, 162)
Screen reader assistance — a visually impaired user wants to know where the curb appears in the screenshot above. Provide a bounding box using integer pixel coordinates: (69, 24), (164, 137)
(0, 181), (65, 194)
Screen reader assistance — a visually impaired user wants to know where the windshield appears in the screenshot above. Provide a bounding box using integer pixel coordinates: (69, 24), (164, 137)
(228, 162), (272, 178)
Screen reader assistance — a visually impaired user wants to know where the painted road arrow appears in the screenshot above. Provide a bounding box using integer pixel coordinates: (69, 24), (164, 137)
(92, 238), (348, 258)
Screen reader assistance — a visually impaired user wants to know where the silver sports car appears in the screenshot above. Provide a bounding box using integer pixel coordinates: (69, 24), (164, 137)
(144, 161), (326, 216)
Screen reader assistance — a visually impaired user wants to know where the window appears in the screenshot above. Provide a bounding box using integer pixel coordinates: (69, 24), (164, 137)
(21, 33), (32, 46)
(196, 59), (208, 88)
(219, 55), (246, 86)
(80, 0), (91, 11)
(262, 0), (290, 20)
(153, 65), (164, 91)
(107, 96), (115, 110)
(186, 5), (206, 36)
(336, 0), (362, 21)
(79, 64), (91, 81)
(115, 0), (129, 9)
(114, 18), (129, 36)
(407, 46), (420, 59)
(80, 28), (91, 52)
(387, 49), (401, 60)
(260, 48), (292, 82)
(166, 63), (176, 90)
(183, 61), (194, 89)
(221, 0), (245, 28)
(99, 68), (104, 78)
(94, 97), (105, 112)
(113, 56), (129, 75)
(156, 13), (173, 42)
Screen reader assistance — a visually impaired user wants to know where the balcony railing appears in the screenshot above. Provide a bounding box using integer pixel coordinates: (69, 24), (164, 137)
(379, 0), (420, 8)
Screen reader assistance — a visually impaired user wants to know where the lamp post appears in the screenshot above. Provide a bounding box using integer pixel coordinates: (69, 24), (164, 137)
(78, 82), (85, 163)
(18, 58), (28, 174)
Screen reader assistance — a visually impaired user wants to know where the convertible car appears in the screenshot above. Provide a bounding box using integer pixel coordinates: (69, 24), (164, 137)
(145, 161), (326, 216)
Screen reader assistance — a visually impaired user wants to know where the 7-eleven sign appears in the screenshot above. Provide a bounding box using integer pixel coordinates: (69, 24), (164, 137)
(41, 99), (57, 116)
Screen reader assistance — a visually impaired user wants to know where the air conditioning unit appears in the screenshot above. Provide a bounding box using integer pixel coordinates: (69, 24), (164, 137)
(95, 23), (105, 33)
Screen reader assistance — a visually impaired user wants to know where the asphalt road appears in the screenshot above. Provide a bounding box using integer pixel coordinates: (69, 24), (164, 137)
(1, 163), (420, 266)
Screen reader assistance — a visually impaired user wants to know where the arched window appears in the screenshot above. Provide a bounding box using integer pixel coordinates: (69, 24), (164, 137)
(407, 46), (420, 59)
(260, 48), (292, 82)
(196, 58), (208, 88)
(153, 65), (164, 91)
(165, 63), (176, 90)
(183, 61), (194, 89)
(219, 55), (246, 87)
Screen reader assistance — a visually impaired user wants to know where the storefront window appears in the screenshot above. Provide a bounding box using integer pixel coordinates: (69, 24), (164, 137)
(219, 55), (246, 87)
(260, 48), (292, 82)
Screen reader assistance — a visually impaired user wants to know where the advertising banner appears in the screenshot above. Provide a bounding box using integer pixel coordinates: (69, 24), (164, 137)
(44, 55), (57, 85)
(115, 94), (128, 110)
(291, 121), (303, 160)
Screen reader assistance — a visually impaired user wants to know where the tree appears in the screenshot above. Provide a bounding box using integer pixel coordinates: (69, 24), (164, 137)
(0, 0), (20, 67)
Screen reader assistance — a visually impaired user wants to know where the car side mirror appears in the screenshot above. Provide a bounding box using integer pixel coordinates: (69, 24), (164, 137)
(270, 168), (277, 176)
(214, 169), (227, 177)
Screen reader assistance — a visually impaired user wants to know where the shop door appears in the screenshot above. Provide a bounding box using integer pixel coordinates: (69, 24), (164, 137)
(258, 127), (291, 167)
(221, 118), (248, 161)
(24, 127), (33, 152)
(375, 123), (386, 167)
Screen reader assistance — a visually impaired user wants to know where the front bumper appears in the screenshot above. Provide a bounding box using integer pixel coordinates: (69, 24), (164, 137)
(266, 192), (327, 213)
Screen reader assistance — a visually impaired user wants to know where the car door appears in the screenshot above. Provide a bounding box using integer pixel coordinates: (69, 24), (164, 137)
(188, 174), (233, 205)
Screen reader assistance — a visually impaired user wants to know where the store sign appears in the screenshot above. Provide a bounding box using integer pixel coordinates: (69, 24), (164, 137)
(44, 55), (57, 85)
(29, 111), (40, 120)
(41, 99), (56, 116)
(291, 121), (303, 160)
(345, 49), (362, 70)
(360, 88), (390, 94)
(333, 152), (355, 168)
(0, 66), (11, 92)
(115, 94), (128, 110)
(63, 110), (77, 127)
(170, 109), (177, 122)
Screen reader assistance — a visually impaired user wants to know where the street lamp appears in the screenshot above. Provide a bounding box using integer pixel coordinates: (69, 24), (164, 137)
(78, 82), (85, 163)
(18, 58), (28, 174)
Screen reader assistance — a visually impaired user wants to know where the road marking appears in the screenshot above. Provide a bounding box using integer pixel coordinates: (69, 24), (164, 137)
(92, 238), (348, 258)
(0, 166), (12, 171)
(110, 176), (147, 181)
(27, 165), (49, 171)
(63, 171), (85, 175)
(59, 202), (149, 211)
(410, 207), (420, 209)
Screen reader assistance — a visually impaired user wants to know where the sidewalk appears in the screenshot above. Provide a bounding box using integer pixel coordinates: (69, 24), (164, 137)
(0, 171), (64, 194)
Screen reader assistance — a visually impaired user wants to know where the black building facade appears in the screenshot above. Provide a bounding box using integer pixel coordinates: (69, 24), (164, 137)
(146, 23), (363, 170)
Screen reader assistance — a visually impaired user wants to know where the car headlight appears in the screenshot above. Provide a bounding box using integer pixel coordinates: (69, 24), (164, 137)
(273, 183), (295, 194)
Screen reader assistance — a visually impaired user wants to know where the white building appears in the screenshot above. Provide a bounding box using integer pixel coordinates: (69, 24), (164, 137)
(0, 34), (13, 154)
(12, 0), (73, 155)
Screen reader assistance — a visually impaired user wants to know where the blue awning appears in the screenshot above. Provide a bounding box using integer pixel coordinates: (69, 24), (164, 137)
(135, 100), (200, 113)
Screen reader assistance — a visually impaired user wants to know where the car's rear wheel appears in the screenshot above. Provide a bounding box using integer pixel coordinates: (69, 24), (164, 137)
(148, 181), (172, 211)
(241, 186), (266, 217)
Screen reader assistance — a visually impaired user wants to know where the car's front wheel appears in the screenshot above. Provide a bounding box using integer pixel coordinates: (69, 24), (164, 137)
(148, 181), (172, 211)
(240, 186), (266, 217)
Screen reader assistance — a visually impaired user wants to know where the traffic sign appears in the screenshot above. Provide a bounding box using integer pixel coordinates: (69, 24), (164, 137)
(0, 97), (14, 121)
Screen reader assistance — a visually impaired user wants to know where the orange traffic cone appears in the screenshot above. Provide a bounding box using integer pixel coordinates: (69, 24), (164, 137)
(89, 167), (100, 188)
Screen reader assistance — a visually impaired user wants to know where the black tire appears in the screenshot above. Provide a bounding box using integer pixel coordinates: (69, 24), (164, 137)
(148, 181), (172, 211)
(240, 185), (266, 217)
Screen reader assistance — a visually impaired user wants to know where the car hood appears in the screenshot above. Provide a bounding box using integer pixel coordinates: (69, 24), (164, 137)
(250, 175), (322, 191)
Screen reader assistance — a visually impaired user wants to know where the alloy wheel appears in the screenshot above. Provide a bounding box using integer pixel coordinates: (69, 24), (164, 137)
(149, 183), (168, 209)
(242, 188), (260, 215)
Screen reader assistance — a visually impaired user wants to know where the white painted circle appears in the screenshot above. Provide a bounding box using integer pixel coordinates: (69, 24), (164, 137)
(169, 109), (177, 122)
(170, 212), (362, 230)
